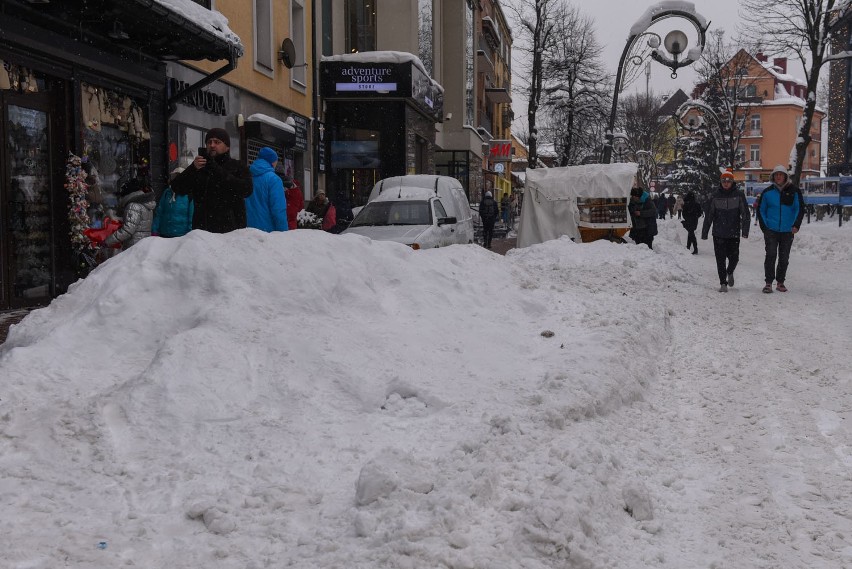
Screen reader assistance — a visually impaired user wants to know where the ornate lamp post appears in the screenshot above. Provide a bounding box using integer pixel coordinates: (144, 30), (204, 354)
(601, 2), (709, 164)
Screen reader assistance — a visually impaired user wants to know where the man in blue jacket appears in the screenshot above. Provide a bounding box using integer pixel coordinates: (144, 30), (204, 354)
(246, 147), (288, 232)
(756, 165), (805, 293)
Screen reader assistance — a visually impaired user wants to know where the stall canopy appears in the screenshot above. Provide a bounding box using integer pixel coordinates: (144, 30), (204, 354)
(0, 0), (243, 62)
(517, 163), (638, 247)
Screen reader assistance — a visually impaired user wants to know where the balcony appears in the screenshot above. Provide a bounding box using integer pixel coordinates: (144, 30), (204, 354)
(485, 87), (511, 104)
(477, 49), (495, 77)
(742, 129), (762, 138)
(745, 160), (762, 169)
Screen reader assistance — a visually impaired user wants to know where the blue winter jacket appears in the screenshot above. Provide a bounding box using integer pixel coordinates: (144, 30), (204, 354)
(757, 183), (805, 233)
(246, 158), (288, 232)
(151, 187), (194, 238)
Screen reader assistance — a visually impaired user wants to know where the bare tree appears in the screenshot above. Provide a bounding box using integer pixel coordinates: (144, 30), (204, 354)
(617, 92), (671, 176)
(740, 0), (846, 185)
(691, 30), (756, 171)
(539, 8), (610, 166)
(505, 0), (566, 169)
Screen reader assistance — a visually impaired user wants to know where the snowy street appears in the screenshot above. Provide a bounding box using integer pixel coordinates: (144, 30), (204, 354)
(0, 219), (850, 568)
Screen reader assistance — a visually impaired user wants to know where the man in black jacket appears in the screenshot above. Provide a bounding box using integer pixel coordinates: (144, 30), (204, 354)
(171, 128), (253, 233)
(479, 191), (500, 249)
(701, 169), (750, 292)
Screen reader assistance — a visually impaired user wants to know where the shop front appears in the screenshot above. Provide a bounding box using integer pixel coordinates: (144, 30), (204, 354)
(320, 54), (443, 209)
(0, 0), (239, 311)
(166, 64), (301, 193)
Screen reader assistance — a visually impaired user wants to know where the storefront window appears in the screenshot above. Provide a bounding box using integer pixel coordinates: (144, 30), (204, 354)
(436, 150), (470, 200)
(168, 122), (206, 173)
(345, 0), (377, 53)
(6, 104), (52, 301)
(78, 83), (151, 269)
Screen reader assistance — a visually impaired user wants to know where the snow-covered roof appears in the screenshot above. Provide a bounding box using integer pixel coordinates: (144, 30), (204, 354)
(154, 0), (244, 57)
(760, 61), (806, 87)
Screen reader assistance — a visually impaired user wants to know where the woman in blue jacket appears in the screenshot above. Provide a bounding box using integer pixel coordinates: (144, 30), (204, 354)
(756, 165), (805, 293)
(246, 147), (288, 232)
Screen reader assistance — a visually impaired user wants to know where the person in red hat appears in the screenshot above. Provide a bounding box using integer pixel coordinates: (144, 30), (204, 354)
(171, 127), (253, 233)
(701, 168), (750, 292)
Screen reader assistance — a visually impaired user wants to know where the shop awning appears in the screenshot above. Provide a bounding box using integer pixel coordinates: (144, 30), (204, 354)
(0, 0), (243, 62)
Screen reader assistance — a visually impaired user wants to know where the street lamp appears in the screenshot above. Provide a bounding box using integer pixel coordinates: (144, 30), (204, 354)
(601, 2), (709, 164)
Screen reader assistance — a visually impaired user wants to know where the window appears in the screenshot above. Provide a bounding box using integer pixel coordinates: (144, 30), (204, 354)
(291, 0), (307, 86)
(254, 0), (273, 76)
(750, 144), (760, 163)
(345, 0), (377, 53)
(750, 114), (761, 132)
(434, 200), (447, 219)
(736, 145), (746, 164)
(322, 0), (333, 56)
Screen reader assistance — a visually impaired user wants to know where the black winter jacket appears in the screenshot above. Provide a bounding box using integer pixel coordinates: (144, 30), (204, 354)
(681, 199), (703, 232)
(171, 153), (253, 233)
(701, 184), (750, 240)
(479, 196), (500, 223)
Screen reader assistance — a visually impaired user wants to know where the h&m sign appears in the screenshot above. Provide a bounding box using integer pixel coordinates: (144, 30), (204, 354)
(168, 78), (227, 116)
(488, 140), (512, 162)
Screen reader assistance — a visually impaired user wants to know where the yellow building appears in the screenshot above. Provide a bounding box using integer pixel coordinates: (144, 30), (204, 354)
(169, 0), (315, 194)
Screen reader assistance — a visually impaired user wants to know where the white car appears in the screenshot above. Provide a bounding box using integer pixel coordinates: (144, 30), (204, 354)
(343, 175), (474, 249)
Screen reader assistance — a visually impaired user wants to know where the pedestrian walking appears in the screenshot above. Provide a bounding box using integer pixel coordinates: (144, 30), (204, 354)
(656, 194), (668, 219)
(628, 186), (658, 249)
(756, 165), (805, 293)
(681, 191), (703, 254)
(701, 168), (750, 292)
(171, 127), (253, 233)
(245, 147), (288, 232)
(674, 194), (684, 219)
(479, 190), (499, 249)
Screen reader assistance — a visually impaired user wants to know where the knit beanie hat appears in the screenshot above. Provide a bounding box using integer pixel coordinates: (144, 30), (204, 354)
(258, 146), (278, 164)
(205, 127), (230, 147)
(720, 168), (734, 181)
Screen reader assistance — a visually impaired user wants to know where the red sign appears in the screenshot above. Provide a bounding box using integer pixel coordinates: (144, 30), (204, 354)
(488, 140), (512, 162)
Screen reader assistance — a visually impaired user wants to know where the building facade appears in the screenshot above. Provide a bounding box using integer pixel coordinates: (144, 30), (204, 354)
(316, 0), (513, 208)
(687, 50), (824, 186)
(0, 0), (239, 310)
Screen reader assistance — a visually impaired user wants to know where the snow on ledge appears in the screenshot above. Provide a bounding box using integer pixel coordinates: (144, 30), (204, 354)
(246, 113), (296, 134)
(629, 1), (708, 38)
(153, 0), (244, 56)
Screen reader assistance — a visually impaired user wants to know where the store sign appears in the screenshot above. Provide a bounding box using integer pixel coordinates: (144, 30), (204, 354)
(320, 61), (442, 122)
(488, 140), (512, 162)
(291, 114), (309, 152)
(168, 78), (227, 116)
(335, 66), (398, 92)
(316, 121), (326, 172)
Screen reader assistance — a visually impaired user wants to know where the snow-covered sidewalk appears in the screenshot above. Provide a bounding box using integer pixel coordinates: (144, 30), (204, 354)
(0, 220), (850, 568)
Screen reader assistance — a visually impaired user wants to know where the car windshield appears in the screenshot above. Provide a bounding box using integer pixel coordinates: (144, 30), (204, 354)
(349, 200), (433, 227)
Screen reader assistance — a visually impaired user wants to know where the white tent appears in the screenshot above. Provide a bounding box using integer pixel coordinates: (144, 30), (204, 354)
(516, 163), (639, 247)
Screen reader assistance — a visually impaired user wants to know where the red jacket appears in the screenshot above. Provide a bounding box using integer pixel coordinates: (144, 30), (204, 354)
(285, 182), (305, 230)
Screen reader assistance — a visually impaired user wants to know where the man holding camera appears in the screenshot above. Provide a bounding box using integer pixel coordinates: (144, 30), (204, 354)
(171, 127), (253, 233)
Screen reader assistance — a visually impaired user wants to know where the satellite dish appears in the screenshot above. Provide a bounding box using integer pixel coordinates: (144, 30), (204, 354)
(278, 38), (296, 68)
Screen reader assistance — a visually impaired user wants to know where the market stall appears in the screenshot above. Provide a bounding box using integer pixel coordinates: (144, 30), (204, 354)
(516, 163), (638, 247)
